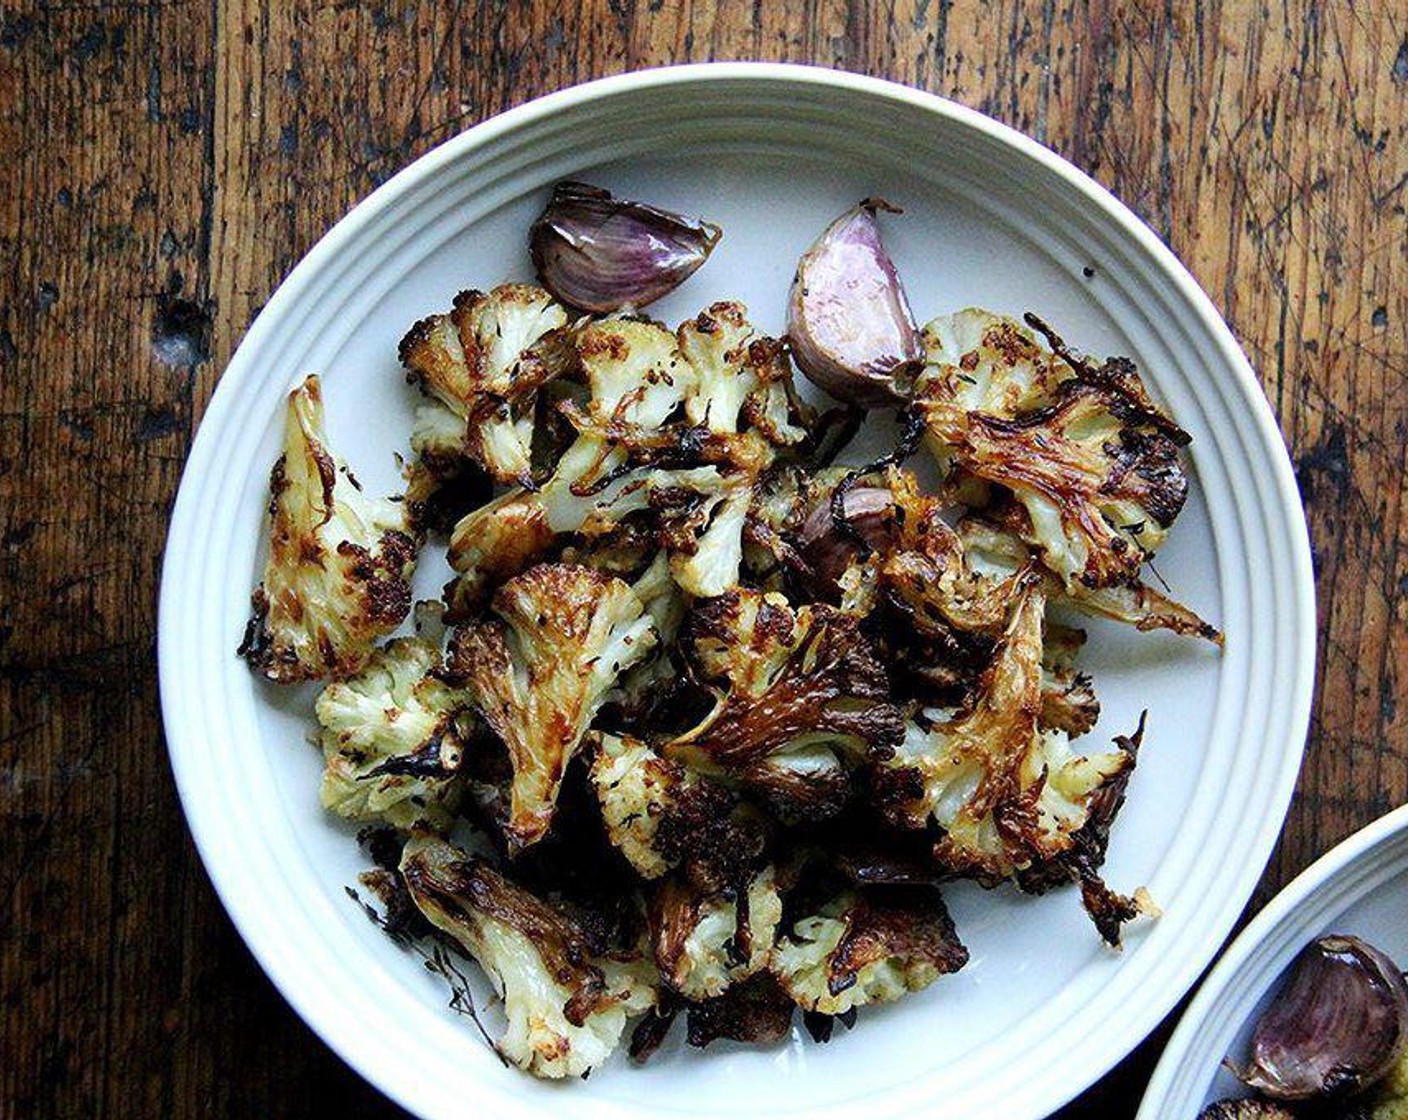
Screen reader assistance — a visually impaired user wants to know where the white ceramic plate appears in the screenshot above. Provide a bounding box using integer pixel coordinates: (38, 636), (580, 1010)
(1139, 806), (1408, 1118)
(158, 64), (1315, 1120)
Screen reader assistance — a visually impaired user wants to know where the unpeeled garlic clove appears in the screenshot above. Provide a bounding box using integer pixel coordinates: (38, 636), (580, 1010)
(529, 181), (721, 313)
(797, 485), (896, 591)
(786, 199), (923, 407)
(1238, 934), (1408, 1101)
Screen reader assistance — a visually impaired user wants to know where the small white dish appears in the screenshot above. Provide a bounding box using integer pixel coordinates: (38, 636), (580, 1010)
(159, 63), (1315, 1120)
(1139, 805), (1408, 1118)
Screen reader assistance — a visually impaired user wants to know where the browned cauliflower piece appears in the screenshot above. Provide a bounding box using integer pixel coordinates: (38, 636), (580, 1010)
(1014, 711), (1152, 946)
(771, 887), (968, 1015)
(957, 512), (1222, 644)
(239, 376), (418, 682)
(446, 564), (657, 851)
(916, 308), (1192, 592)
(665, 589), (904, 819)
(587, 731), (742, 881)
(678, 300), (809, 447)
(871, 467), (1029, 640)
(1040, 622), (1101, 737)
(443, 317), (711, 609)
(682, 973), (797, 1050)
(876, 584), (1137, 883)
(398, 284), (570, 490)
(650, 864), (783, 1000)
(399, 833), (656, 1079)
(315, 636), (476, 829)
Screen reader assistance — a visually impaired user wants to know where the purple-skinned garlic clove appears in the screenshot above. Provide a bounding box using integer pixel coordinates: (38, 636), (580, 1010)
(1236, 934), (1408, 1101)
(529, 181), (721, 313)
(797, 485), (896, 592)
(786, 199), (923, 407)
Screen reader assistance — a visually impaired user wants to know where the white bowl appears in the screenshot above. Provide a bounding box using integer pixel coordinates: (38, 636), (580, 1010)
(159, 63), (1315, 1120)
(1139, 805), (1408, 1118)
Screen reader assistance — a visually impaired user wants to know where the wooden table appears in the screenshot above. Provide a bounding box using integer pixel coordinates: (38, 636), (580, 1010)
(4, 2), (1404, 1115)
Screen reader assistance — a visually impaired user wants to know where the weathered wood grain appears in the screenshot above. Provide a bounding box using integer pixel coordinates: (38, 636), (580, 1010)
(2, 2), (1405, 1116)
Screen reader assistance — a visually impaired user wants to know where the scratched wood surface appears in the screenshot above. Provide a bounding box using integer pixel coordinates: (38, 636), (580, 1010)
(3, 2), (1406, 1116)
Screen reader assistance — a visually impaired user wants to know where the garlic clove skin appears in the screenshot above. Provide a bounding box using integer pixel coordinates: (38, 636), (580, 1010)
(1238, 934), (1408, 1101)
(797, 485), (896, 592)
(529, 181), (722, 313)
(786, 199), (923, 407)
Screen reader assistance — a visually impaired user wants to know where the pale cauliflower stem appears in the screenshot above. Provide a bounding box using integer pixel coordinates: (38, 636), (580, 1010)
(398, 284), (569, 488)
(315, 637), (475, 830)
(956, 513), (1222, 644)
(651, 866), (783, 1000)
(771, 888), (968, 1015)
(666, 589), (905, 820)
(399, 833), (655, 1079)
(446, 564), (657, 851)
(916, 308), (1192, 591)
(881, 585), (1135, 882)
(239, 375), (418, 683)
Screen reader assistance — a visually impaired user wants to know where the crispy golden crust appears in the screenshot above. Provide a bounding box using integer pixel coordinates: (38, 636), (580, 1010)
(951, 383), (1189, 587)
(240, 376), (417, 682)
(1016, 715), (1149, 946)
(666, 593), (903, 818)
(918, 309), (1192, 591)
(446, 563), (655, 851)
(957, 509), (1223, 644)
(684, 973), (796, 1049)
(399, 838), (611, 1026)
(822, 891), (967, 998)
(398, 285), (570, 489)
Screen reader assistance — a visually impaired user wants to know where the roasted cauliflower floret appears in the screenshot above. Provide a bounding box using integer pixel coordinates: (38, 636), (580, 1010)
(589, 733), (691, 880)
(588, 731), (772, 888)
(666, 484), (754, 598)
(576, 316), (696, 430)
(1014, 713), (1153, 946)
(447, 564), (657, 851)
(650, 865), (783, 1000)
(677, 301), (808, 446)
(443, 307), (807, 608)
(919, 308), (1070, 441)
(588, 732), (714, 880)
(665, 590), (904, 819)
(957, 513), (1222, 644)
(682, 973), (798, 1050)
(916, 309), (1191, 591)
(878, 584), (1136, 882)
(443, 318), (699, 609)
(315, 637), (476, 829)
(239, 375), (418, 682)
(771, 887), (968, 1015)
(399, 833), (656, 1079)
(398, 284), (570, 488)
(1039, 623), (1101, 737)
(865, 468), (1028, 640)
